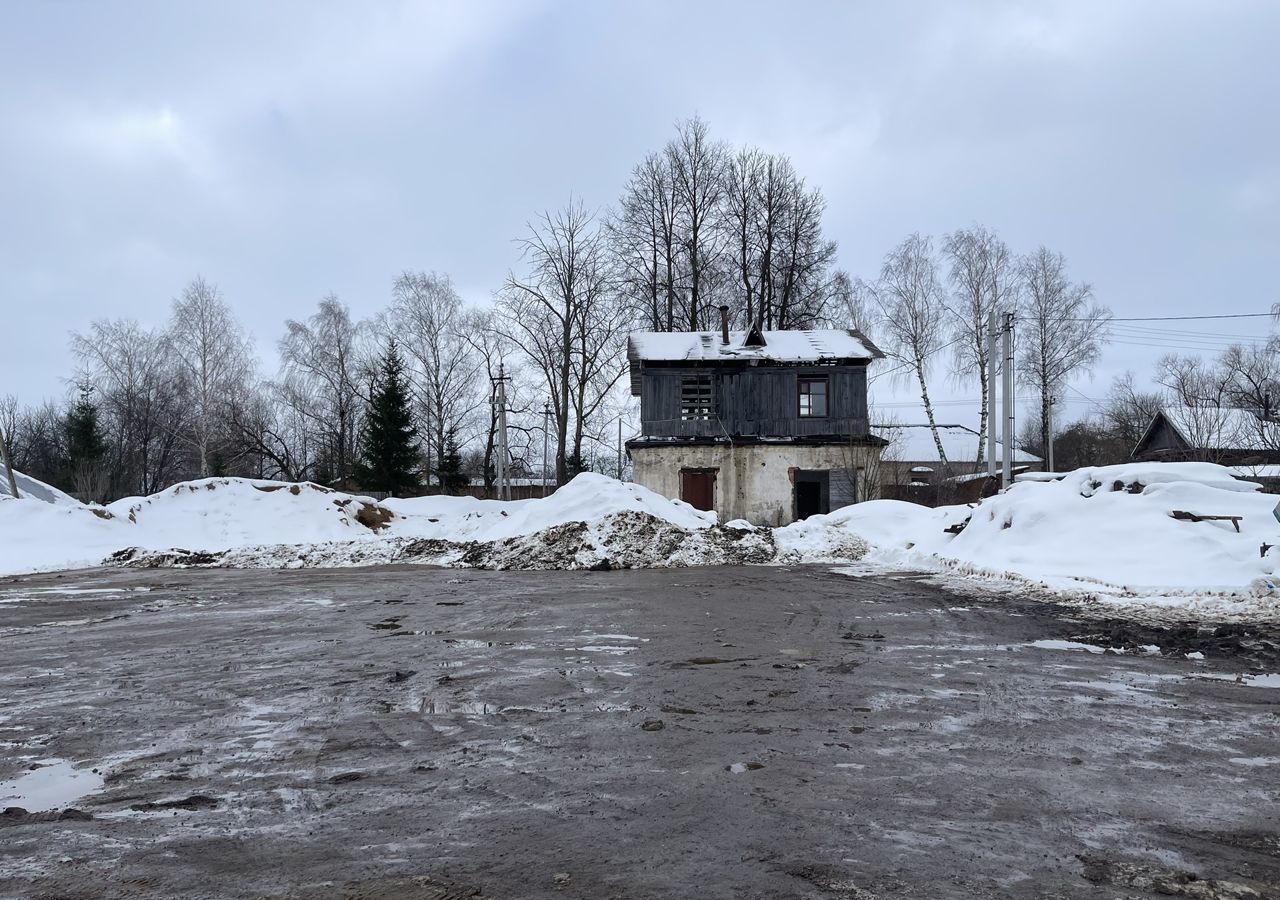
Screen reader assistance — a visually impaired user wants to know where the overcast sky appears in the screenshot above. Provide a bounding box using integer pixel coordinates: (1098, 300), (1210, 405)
(4, 1), (1278, 425)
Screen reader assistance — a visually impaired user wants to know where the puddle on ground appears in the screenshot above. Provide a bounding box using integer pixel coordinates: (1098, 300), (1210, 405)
(0, 758), (105, 812)
(1193, 672), (1280, 689)
(1229, 756), (1280, 767)
(416, 698), (496, 715)
(441, 639), (494, 650)
(1030, 639), (1107, 654)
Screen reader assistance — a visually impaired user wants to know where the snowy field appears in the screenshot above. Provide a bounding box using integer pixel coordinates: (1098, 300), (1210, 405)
(2, 463), (1279, 620)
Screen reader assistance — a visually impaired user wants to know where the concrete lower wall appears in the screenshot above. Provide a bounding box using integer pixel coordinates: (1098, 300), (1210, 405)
(630, 443), (882, 526)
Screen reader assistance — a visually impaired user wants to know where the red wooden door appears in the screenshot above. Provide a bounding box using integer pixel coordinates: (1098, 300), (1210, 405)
(680, 470), (715, 511)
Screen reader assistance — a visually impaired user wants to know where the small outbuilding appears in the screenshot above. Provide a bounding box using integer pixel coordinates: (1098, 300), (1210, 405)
(1132, 406), (1280, 465)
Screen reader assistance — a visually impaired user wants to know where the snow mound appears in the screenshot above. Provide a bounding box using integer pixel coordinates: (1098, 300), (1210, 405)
(840, 462), (1280, 610)
(0, 470), (81, 506)
(0, 477), (397, 576)
(385, 472), (716, 542)
(106, 478), (395, 545)
(0, 473), (806, 576)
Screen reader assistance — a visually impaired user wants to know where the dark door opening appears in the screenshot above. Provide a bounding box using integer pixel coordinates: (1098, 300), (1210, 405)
(680, 469), (716, 512)
(794, 470), (830, 520)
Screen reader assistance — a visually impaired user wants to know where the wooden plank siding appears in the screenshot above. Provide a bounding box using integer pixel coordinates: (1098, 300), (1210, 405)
(639, 366), (871, 439)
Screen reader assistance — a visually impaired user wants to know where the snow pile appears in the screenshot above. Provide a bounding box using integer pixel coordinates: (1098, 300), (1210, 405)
(7, 462), (1276, 614)
(0, 470), (80, 506)
(112, 478), (394, 545)
(0, 472), (848, 575)
(837, 462), (1280, 611)
(0, 478), (397, 576)
(385, 473), (716, 541)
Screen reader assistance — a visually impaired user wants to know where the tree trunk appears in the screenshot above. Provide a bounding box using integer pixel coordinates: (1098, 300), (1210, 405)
(916, 363), (948, 467)
(0, 435), (19, 499)
(976, 375), (989, 465)
(1041, 388), (1052, 472)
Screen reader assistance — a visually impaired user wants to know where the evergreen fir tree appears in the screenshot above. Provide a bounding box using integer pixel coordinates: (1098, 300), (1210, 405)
(433, 429), (468, 495)
(64, 384), (107, 501)
(354, 340), (421, 496)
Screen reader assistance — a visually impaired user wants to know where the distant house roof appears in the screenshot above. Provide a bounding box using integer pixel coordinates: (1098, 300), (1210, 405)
(874, 423), (1041, 465)
(1135, 406), (1280, 456)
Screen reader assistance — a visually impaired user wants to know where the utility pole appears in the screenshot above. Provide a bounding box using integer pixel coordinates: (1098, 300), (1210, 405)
(1001, 311), (1015, 490)
(986, 309), (998, 479)
(495, 363), (510, 501)
(542, 401), (550, 498)
(617, 415), (623, 481)
(1047, 396), (1055, 473)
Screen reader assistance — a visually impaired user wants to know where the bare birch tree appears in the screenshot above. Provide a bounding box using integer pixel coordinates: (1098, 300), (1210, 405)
(166, 277), (255, 478)
(1017, 247), (1111, 458)
(278, 295), (367, 485)
(870, 234), (950, 464)
(722, 146), (767, 328)
(941, 226), (1019, 463)
(498, 200), (625, 484)
(1102, 371), (1165, 453)
(71, 319), (182, 496)
(667, 115), (727, 330)
(387, 271), (484, 486)
(610, 151), (680, 330)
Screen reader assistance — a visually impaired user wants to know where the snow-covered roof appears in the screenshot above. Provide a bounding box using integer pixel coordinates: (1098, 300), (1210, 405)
(874, 423), (1041, 465)
(1144, 406), (1279, 452)
(1230, 464), (1280, 479)
(629, 329), (882, 364)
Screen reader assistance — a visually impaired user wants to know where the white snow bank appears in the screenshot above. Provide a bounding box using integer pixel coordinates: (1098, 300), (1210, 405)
(386, 472), (716, 541)
(0, 478), (394, 576)
(0, 473), (725, 576)
(839, 462), (1280, 610)
(0, 470), (80, 506)
(5, 463), (1279, 620)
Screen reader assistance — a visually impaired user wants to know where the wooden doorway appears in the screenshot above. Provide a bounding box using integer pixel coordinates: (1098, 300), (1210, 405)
(680, 468), (717, 512)
(793, 470), (830, 520)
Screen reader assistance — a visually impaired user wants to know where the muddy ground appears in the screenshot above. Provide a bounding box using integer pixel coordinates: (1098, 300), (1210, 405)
(0, 565), (1278, 900)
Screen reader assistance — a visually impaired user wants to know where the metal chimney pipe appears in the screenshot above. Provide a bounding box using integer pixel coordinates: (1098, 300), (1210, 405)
(718, 304), (730, 344)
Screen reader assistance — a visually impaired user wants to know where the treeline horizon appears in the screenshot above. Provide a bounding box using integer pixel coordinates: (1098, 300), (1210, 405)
(3, 117), (1274, 503)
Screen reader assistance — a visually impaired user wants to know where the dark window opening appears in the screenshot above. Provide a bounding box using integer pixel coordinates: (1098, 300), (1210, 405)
(798, 377), (829, 418)
(681, 376), (714, 420)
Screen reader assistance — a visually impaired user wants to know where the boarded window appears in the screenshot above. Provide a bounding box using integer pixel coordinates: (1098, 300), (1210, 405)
(798, 377), (829, 418)
(680, 376), (714, 420)
(831, 469), (858, 509)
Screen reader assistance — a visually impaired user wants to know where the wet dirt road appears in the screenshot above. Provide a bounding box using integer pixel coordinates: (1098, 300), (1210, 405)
(1, 565), (1278, 900)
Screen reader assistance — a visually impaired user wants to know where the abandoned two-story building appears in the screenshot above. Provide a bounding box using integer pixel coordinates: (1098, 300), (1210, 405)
(626, 315), (885, 525)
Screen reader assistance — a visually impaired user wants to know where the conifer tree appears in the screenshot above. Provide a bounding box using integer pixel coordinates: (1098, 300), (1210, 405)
(433, 428), (468, 495)
(64, 384), (108, 501)
(354, 340), (421, 496)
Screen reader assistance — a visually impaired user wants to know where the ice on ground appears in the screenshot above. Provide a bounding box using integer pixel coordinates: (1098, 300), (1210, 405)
(1194, 672), (1280, 689)
(0, 759), (105, 812)
(1030, 640), (1108, 654)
